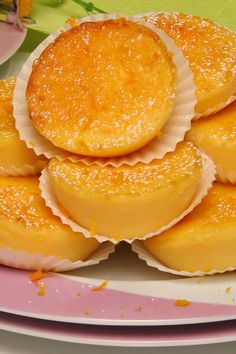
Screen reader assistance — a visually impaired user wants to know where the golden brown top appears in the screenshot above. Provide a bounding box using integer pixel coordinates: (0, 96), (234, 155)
(0, 77), (18, 141)
(144, 12), (236, 101)
(171, 183), (236, 229)
(186, 100), (236, 147)
(0, 176), (73, 230)
(27, 18), (176, 157)
(48, 142), (202, 197)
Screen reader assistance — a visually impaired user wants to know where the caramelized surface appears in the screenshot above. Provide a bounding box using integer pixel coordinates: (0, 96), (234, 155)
(144, 13), (236, 112)
(187, 100), (236, 147)
(27, 18), (176, 157)
(0, 176), (71, 230)
(49, 142), (202, 197)
(0, 77), (18, 141)
(158, 183), (236, 231)
(0, 176), (100, 260)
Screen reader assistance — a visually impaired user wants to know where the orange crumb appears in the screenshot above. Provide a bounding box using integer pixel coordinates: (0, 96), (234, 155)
(133, 306), (142, 312)
(76, 292), (81, 296)
(83, 310), (90, 316)
(120, 313), (124, 318)
(37, 283), (46, 297)
(91, 280), (109, 292)
(226, 287), (232, 294)
(175, 299), (191, 307)
(28, 270), (49, 287)
(66, 17), (78, 28)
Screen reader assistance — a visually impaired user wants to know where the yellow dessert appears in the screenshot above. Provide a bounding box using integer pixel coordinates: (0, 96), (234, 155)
(0, 176), (100, 261)
(186, 100), (236, 183)
(48, 142), (202, 240)
(26, 18), (177, 157)
(0, 77), (45, 172)
(144, 12), (236, 115)
(143, 183), (236, 272)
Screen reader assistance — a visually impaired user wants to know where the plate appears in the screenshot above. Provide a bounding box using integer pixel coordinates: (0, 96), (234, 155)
(1, 244), (236, 326)
(2, 311), (236, 347)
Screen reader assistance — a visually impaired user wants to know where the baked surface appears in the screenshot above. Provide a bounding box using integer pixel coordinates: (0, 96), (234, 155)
(27, 18), (176, 157)
(144, 12), (236, 114)
(48, 142), (202, 240)
(0, 176), (100, 261)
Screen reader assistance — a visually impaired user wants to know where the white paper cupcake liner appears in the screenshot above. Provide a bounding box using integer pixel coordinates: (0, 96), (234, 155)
(39, 152), (216, 244)
(0, 242), (115, 272)
(216, 164), (236, 184)
(13, 13), (196, 167)
(136, 12), (236, 120)
(0, 160), (46, 177)
(131, 240), (236, 277)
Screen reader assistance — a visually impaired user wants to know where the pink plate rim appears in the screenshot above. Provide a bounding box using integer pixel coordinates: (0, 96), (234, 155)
(1, 265), (236, 326)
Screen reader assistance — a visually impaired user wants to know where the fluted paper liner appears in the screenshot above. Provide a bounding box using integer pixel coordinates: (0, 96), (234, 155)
(39, 152), (216, 244)
(137, 12), (236, 120)
(131, 240), (236, 277)
(0, 160), (46, 177)
(0, 242), (115, 272)
(13, 13), (196, 167)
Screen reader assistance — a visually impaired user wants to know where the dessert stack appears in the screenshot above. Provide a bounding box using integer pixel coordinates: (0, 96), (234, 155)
(0, 12), (235, 275)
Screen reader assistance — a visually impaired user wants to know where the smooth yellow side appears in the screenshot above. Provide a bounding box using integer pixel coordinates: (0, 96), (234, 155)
(143, 183), (236, 272)
(186, 101), (236, 180)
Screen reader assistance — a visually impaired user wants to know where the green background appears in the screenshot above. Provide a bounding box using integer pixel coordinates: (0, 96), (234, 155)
(24, 0), (236, 38)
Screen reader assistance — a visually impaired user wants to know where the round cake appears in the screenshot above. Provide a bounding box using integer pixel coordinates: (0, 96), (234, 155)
(143, 183), (236, 272)
(48, 142), (202, 241)
(0, 176), (100, 261)
(26, 18), (177, 157)
(186, 100), (236, 183)
(0, 77), (45, 171)
(144, 12), (236, 115)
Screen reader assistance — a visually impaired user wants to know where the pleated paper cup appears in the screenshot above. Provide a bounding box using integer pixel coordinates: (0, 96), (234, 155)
(39, 152), (216, 244)
(131, 240), (236, 277)
(0, 242), (115, 272)
(13, 13), (196, 167)
(0, 160), (46, 177)
(137, 12), (236, 120)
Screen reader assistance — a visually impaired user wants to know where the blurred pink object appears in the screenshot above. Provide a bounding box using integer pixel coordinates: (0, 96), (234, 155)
(0, 22), (27, 65)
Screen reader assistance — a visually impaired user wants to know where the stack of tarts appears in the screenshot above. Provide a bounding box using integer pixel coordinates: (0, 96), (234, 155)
(0, 12), (235, 275)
